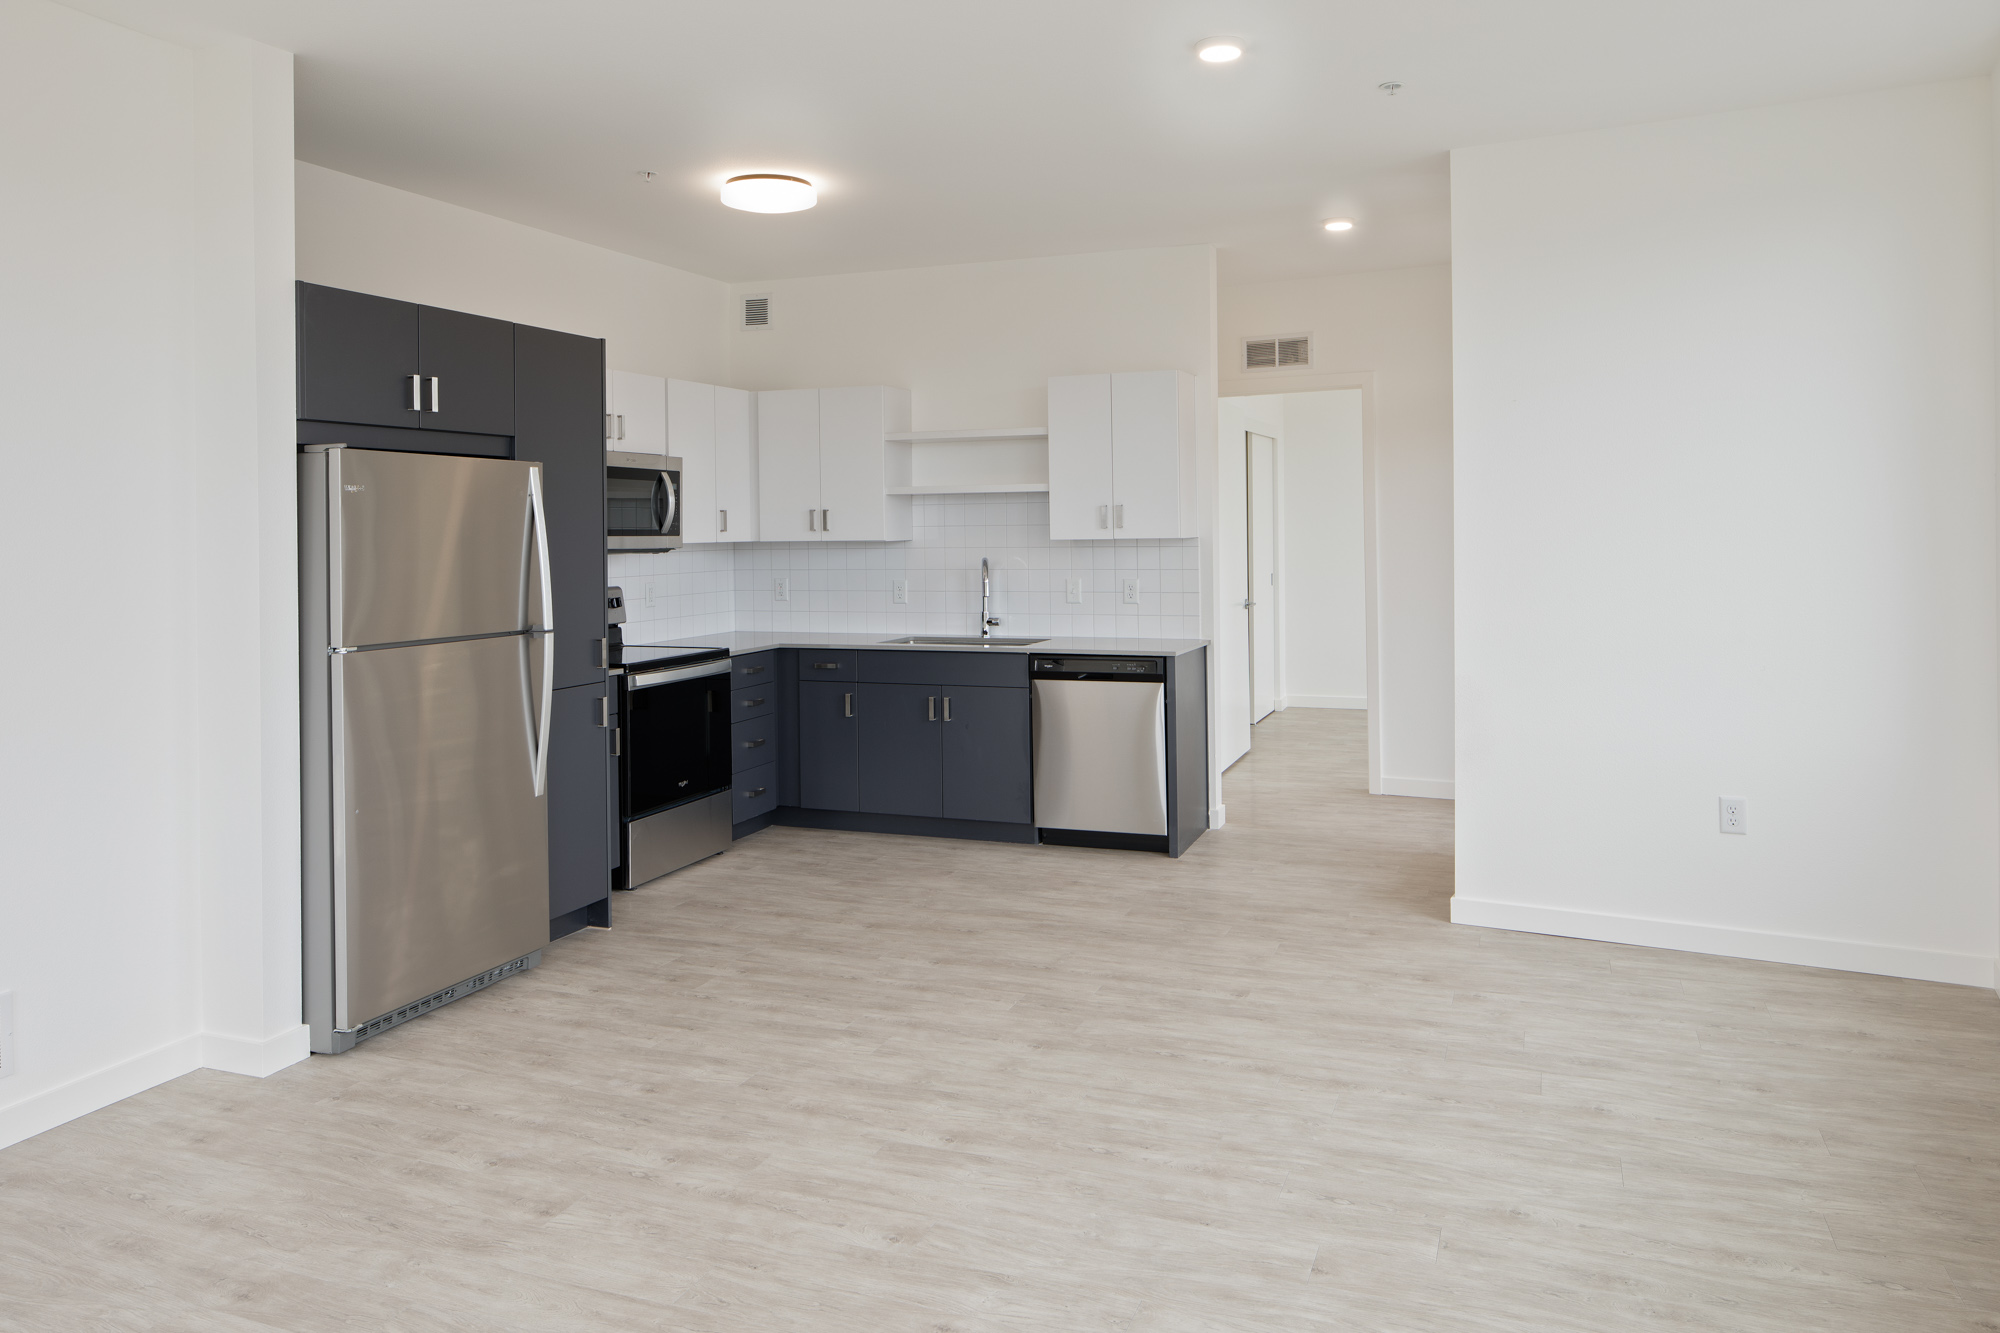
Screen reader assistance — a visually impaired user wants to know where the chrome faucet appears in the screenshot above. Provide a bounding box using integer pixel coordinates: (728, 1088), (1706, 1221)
(980, 557), (1001, 638)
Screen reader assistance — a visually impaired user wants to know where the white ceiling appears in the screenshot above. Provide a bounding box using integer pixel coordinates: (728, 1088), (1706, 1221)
(63, 0), (2000, 284)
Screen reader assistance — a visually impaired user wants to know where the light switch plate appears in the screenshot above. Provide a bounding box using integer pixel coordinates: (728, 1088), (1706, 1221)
(1122, 578), (1141, 605)
(1066, 577), (1084, 604)
(773, 578), (790, 602)
(891, 579), (909, 605)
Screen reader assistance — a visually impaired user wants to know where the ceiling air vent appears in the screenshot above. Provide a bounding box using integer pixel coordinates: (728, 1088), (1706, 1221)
(742, 294), (770, 328)
(1242, 333), (1311, 371)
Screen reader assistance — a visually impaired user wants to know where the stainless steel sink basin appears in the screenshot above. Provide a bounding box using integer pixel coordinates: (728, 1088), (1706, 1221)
(877, 636), (1048, 647)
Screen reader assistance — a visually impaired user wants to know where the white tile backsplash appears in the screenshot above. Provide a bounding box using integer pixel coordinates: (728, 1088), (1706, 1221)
(610, 494), (1200, 644)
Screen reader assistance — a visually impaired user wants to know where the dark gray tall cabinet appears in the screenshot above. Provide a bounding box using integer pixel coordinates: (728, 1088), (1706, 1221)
(297, 282), (613, 939)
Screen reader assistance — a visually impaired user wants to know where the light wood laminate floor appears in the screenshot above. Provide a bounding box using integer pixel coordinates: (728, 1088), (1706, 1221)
(5, 710), (1999, 1331)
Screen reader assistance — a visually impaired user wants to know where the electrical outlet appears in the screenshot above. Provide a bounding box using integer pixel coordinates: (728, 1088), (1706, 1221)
(773, 577), (790, 602)
(1719, 797), (1747, 835)
(1122, 578), (1141, 605)
(0, 992), (14, 1080)
(891, 579), (909, 605)
(1066, 577), (1084, 604)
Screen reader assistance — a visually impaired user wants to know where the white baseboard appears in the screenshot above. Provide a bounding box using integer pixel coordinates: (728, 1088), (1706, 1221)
(1285, 694), (1368, 710)
(0, 1024), (312, 1152)
(1210, 804), (1227, 828)
(1450, 897), (1999, 990)
(1381, 776), (1454, 799)
(202, 1024), (311, 1078)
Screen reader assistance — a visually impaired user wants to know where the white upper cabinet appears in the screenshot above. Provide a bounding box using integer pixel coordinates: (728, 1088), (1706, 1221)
(757, 386), (912, 542)
(714, 387), (758, 542)
(669, 379), (719, 542)
(1047, 370), (1196, 540)
(605, 370), (667, 455)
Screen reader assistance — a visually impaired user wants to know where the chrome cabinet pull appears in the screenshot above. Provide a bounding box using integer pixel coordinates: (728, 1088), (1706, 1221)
(427, 376), (440, 413)
(812, 661), (841, 670)
(407, 375), (424, 411)
(740, 696), (766, 707)
(927, 696), (936, 721)
(616, 414), (625, 439)
(943, 696), (952, 722)
(597, 636), (609, 668)
(742, 737), (766, 748)
(822, 508), (830, 532)
(743, 786), (767, 797)
(597, 696), (610, 728)
(605, 413), (616, 440)
(1097, 504), (1108, 529)
(843, 692), (854, 718)
(1114, 504), (1124, 529)
(611, 727), (621, 757)
(738, 664), (766, 675)
(720, 509), (727, 533)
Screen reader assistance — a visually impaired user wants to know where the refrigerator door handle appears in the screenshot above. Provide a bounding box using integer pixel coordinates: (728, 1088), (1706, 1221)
(528, 464), (554, 634)
(531, 629), (554, 797)
(526, 464), (555, 798)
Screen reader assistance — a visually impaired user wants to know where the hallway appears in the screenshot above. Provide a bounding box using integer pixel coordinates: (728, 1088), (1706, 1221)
(1, 710), (1995, 1331)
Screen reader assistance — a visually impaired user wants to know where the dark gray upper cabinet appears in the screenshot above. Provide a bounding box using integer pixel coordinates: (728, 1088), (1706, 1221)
(296, 282), (515, 436)
(856, 683), (944, 818)
(797, 681), (860, 811)
(298, 283), (420, 428)
(419, 306), (515, 436)
(514, 324), (607, 690)
(939, 685), (1032, 824)
(547, 680), (614, 919)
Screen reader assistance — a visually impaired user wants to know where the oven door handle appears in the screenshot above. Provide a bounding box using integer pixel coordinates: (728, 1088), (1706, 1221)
(627, 660), (730, 689)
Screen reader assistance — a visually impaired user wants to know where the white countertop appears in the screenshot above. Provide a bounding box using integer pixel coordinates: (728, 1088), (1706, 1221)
(632, 631), (1208, 658)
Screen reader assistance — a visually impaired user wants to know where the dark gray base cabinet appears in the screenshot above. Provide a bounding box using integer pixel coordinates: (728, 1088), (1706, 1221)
(547, 680), (615, 935)
(797, 680), (860, 811)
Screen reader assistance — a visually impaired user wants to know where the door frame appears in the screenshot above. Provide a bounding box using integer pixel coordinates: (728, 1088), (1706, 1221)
(1216, 371), (1384, 796)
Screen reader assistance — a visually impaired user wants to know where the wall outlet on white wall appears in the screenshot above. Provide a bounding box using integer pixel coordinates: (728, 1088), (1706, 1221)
(1719, 797), (1747, 834)
(1066, 577), (1084, 604)
(1122, 578), (1141, 605)
(0, 991), (14, 1079)
(891, 579), (909, 605)
(773, 578), (790, 602)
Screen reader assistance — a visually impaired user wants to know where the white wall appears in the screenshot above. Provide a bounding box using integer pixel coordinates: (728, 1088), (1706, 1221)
(0, 0), (301, 1149)
(296, 162), (730, 380)
(1453, 78), (1999, 988)
(1220, 265), (1455, 798)
(1279, 391), (1367, 710)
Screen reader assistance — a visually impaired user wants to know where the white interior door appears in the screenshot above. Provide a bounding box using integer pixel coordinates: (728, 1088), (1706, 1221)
(669, 379), (718, 542)
(1215, 425), (1252, 769)
(755, 388), (821, 540)
(1249, 432), (1278, 722)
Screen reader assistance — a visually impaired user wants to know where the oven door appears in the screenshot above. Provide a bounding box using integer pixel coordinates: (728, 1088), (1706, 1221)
(621, 660), (731, 818)
(607, 455), (681, 551)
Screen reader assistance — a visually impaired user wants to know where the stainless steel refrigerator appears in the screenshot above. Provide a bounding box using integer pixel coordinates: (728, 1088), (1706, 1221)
(300, 445), (554, 1054)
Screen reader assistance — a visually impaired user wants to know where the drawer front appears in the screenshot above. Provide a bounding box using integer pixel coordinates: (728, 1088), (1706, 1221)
(732, 714), (777, 773)
(732, 761), (778, 823)
(796, 649), (858, 681)
(858, 650), (1029, 688)
(729, 651), (777, 687)
(730, 686), (775, 722)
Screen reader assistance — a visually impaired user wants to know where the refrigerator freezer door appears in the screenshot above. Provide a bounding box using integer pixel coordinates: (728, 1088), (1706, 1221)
(331, 448), (543, 648)
(334, 633), (551, 1028)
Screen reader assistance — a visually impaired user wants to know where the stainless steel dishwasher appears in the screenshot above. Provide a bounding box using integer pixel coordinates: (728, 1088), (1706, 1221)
(1031, 655), (1168, 847)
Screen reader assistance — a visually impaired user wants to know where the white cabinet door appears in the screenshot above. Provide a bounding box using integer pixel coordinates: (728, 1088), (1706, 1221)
(756, 388), (822, 541)
(817, 386), (912, 542)
(606, 370), (666, 455)
(1109, 370), (1194, 538)
(669, 379), (719, 543)
(1047, 373), (1115, 540)
(714, 387), (758, 542)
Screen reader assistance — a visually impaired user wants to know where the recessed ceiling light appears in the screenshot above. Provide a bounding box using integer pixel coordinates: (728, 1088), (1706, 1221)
(1195, 36), (1244, 63)
(1323, 218), (1355, 232)
(720, 174), (817, 213)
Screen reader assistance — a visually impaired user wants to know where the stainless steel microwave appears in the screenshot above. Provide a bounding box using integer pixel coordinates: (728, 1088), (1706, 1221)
(607, 452), (681, 552)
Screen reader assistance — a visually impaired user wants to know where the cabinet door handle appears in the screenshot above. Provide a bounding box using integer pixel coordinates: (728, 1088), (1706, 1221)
(927, 696), (936, 721)
(720, 509), (727, 533)
(407, 375), (424, 412)
(742, 786), (767, 797)
(943, 696), (952, 722)
(739, 664), (766, 676)
(808, 508), (817, 531)
(597, 696), (609, 727)
(1114, 504), (1124, 529)
(822, 508), (830, 532)
(597, 637), (609, 669)
(742, 737), (766, 748)
(611, 727), (622, 757)
(812, 662), (841, 670)
(605, 412), (616, 441)
(844, 692), (854, 718)
(1098, 504), (1108, 529)
(740, 696), (766, 707)
(426, 376), (440, 413)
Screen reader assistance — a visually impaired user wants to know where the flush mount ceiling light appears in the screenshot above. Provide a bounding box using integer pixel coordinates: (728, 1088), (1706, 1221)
(1195, 36), (1244, 62)
(1323, 218), (1356, 232)
(720, 174), (817, 213)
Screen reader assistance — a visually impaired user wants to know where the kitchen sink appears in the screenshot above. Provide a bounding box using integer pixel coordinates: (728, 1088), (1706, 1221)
(877, 636), (1048, 647)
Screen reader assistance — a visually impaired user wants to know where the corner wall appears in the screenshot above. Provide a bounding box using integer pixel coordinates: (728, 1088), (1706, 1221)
(1452, 78), (1999, 987)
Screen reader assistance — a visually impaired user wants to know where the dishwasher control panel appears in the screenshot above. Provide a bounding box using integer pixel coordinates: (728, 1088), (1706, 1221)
(1030, 656), (1165, 682)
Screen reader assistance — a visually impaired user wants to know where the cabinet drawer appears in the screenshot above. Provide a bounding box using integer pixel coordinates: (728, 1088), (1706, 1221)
(732, 715), (777, 772)
(859, 650), (1029, 688)
(730, 686), (775, 722)
(732, 761), (778, 823)
(729, 651), (777, 687)
(797, 650), (858, 680)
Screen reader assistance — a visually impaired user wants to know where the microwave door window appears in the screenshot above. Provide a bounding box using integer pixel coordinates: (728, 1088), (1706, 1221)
(607, 468), (662, 536)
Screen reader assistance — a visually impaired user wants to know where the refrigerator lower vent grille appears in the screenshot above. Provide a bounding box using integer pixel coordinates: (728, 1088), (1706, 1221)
(346, 951), (541, 1045)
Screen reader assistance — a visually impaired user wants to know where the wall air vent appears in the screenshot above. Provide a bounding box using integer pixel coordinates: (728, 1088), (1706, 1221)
(742, 294), (770, 328)
(1241, 334), (1311, 372)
